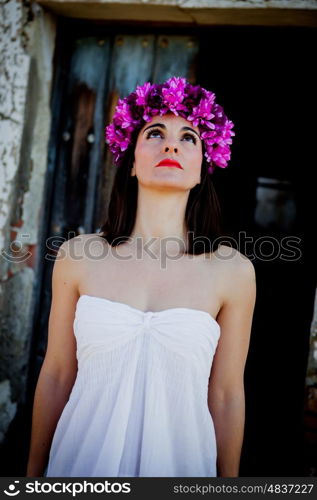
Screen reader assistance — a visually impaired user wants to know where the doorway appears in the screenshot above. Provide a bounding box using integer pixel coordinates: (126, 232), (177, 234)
(7, 20), (316, 476)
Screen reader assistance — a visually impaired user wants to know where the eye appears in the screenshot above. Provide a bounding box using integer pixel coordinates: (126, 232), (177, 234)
(146, 128), (164, 139)
(181, 133), (197, 144)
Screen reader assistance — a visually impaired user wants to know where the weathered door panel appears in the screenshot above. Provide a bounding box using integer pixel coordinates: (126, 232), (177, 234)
(33, 37), (111, 367)
(95, 34), (156, 228)
(95, 34), (199, 229)
(153, 35), (198, 83)
(33, 32), (199, 370)
(50, 37), (110, 238)
(109, 34), (156, 98)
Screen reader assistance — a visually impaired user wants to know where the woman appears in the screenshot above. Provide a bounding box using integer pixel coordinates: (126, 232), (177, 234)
(27, 77), (256, 477)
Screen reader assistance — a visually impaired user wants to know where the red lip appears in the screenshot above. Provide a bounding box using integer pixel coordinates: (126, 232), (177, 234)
(156, 159), (183, 169)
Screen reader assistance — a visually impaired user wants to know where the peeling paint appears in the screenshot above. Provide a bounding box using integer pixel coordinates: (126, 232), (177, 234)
(0, 0), (56, 445)
(0, 0), (31, 251)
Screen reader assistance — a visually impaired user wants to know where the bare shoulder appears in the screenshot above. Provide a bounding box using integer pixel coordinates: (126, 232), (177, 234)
(54, 233), (109, 287)
(213, 244), (256, 302)
(62, 232), (107, 249)
(59, 233), (109, 259)
(214, 244), (255, 275)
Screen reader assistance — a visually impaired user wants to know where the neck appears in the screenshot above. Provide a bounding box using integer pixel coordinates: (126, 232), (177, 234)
(129, 187), (189, 256)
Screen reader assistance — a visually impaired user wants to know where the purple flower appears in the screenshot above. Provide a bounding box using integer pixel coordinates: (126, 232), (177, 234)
(187, 93), (216, 126)
(135, 82), (153, 106)
(112, 99), (135, 130)
(143, 106), (160, 121)
(201, 130), (218, 146)
(105, 77), (235, 173)
(161, 77), (187, 115)
(209, 146), (231, 168)
(105, 123), (130, 152)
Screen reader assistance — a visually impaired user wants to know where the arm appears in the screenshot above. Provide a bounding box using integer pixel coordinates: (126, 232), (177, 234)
(26, 239), (80, 477)
(208, 252), (256, 477)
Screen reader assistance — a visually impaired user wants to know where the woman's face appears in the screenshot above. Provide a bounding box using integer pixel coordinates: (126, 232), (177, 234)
(132, 113), (203, 189)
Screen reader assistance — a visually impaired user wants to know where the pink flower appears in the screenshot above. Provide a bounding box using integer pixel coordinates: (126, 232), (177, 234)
(187, 95), (216, 127)
(135, 82), (153, 106)
(143, 106), (160, 121)
(106, 124), (130, 152)
(161, 77), (187, 115)
(105, 77), (235, 173)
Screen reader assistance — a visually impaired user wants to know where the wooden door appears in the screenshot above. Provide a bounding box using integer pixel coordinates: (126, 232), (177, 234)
(29, 30), (199, 390)
(24, 23), (316, 479)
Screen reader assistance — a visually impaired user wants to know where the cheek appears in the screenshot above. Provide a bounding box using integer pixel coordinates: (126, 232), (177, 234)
(134, 140), (155, 164)
(185, 144), (203, 167)
(187, 147), (203, 180)
(134, 142), (147, 168)
(196, 144), (203, 165)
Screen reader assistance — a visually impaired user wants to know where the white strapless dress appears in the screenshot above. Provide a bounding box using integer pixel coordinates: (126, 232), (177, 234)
(46, 294), (221, 477)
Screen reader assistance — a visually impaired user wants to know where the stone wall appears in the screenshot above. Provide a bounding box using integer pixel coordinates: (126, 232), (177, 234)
(0, 0), (56, 442)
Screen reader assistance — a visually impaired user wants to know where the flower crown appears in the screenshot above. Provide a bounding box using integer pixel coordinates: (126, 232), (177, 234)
(105, 76), (235, 174)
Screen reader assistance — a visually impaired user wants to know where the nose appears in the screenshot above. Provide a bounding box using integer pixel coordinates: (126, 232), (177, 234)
(164, 145), (178, 153)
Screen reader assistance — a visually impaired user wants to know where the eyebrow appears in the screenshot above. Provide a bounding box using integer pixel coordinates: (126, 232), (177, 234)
(143, 123), (201, 139)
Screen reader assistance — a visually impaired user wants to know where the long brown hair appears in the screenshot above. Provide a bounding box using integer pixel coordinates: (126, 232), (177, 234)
(99, 144), (224, 255)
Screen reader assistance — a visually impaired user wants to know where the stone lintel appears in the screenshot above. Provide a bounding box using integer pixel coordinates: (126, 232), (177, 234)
(35, 1), (317, 27)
